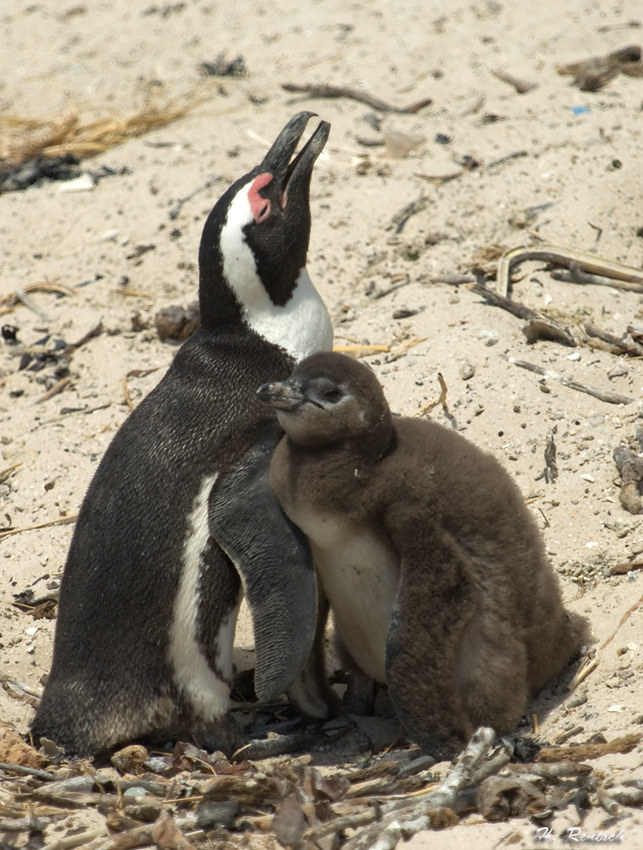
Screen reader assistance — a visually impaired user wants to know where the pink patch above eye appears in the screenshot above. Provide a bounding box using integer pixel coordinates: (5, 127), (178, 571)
(249, 172), (273, 223)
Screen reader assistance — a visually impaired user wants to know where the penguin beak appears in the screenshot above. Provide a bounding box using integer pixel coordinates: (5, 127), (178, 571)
(257, 379), (308, 412)
(259, 112), (330, 209)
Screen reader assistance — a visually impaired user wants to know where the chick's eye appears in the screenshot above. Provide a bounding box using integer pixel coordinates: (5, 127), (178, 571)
(323, 388), (343, 403)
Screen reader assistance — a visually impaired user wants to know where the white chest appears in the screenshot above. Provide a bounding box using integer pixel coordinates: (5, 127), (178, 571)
(293, 509), (399, 683)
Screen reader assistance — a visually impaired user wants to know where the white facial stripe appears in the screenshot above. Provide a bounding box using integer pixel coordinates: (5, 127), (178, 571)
(168, 472), (237, 721)
(220, 185), (333, 362)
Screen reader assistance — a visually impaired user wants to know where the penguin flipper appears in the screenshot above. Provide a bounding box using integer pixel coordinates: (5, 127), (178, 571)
(208, 438), (317, 703)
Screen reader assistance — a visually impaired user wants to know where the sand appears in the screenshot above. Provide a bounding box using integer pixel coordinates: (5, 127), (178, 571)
(1, 0), (642, 847)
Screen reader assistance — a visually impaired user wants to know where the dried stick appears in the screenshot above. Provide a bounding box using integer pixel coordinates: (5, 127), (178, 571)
(64, 320), (103, 355)
(13, 285), (51, 320)
(344, 727), (496, 850)
(491, 69), (538, 93)
(0, 513), (77, 541)
(473, 282), (642, 357)
(0, 761), (55, 780)
(41, 828), (107, 850)
(282, 83), (432, 113)
(122, 375), (135, 411)
(0, 461), (22, 483)
(601, 591), (643, 651)
(552, 266), (643, 293)
(169, 176), (220, 220)
(506, 358), (633, 405)
(567, 656), (598, 692)
(38, 376), (71, 403)
(584, 322), (643, 357)
(538, 733), (641, 763)
(471, 282), (536, 321)
(495, 244), (643, 298)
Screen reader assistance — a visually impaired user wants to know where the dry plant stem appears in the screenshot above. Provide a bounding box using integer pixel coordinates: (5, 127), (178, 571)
(596, 786), (621, 817)
(41, 828), (107, 850)
(169, 176), (221, 220)
(416, 160), (475, 184)
(38, 377), (71, 403)
(0, 762), (55, 780)
(537, 733), (641, 763)
(122, 376), (135, 411)
(584, 322), (643, 357)
(0, 513), (77, 541)
(0, 281), (73, 312)
(567, 656), (598, 692)
(475, 281), (643, 357)
(553, 725), (584, 745)
(491, 69), (538, 93)
(14, 286), (51, 320)
(281, 83), (432, 113)
(333, 343), (390, 357)
(0, 461), (22, 483)
(506, 358), (634, 405)
(344, 727), (496, 850)
(610, 560), (643, 575)
(610, 787), (643, 806)
(600, 591), (643, 651)
(495, 244), (643, 298)
(304, 806), (384, 841)
(552, 266), (643, 293)
(65, 320), (103, 356)
(472, 282), (536, 320)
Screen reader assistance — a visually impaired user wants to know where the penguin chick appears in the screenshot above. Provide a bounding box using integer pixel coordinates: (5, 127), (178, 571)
(258, 352), (589, 759)
(32, 113), (332, 758)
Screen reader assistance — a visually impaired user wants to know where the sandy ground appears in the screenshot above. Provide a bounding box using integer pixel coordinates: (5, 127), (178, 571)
(1, 0), (643, 847)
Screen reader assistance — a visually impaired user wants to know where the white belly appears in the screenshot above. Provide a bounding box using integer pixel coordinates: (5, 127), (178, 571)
(294, 510), (399, 683)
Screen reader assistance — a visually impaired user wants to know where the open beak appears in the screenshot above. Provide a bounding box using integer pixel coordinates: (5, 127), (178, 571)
(257, 379), (307, 411)
(259, 112), (330, 209)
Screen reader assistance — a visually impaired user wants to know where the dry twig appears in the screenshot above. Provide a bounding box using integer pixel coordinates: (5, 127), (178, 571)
(494, 244), (643, 298)
(538, 733), (641, 763)
(282, 83), (432, 113)
(343, 727), (495, 850)
(506, 358), (634, 406)
(0, 514), (77, 541)
(601, 591), (643, 651)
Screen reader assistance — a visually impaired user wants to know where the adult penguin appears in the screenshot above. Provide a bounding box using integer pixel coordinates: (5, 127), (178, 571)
(32, 113), (333, 757)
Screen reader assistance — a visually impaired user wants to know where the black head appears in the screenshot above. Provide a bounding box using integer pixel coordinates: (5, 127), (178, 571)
(257, 351), (394, 456)
(198, 113), (331, 354)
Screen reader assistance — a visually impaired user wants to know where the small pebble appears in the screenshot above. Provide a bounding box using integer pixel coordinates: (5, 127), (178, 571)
(460, 363), (475, 380)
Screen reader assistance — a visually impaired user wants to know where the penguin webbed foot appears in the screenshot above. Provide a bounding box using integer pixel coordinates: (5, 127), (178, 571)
(341, 667), (379, 716)
(231, 722), (326, 762)
(192, 712), (247, 759)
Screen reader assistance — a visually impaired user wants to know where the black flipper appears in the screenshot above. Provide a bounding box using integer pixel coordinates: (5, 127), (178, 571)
(208, 431), (317, 702)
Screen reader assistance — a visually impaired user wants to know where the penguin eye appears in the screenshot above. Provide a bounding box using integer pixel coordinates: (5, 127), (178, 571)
(255, 200), (271, 223)
(248, 173), (274, 223)
(322, 388), (343, 404)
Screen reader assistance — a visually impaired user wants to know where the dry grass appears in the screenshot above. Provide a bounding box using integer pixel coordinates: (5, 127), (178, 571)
(0, 85), (211, 166)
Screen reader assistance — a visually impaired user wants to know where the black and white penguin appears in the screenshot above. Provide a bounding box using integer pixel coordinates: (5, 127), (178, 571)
(258, 352), (589, 758)
(32, 113), (333, 757)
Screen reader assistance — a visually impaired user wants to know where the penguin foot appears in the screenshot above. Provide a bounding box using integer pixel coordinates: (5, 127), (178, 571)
(231, 727), (325, 762)
(342, 667), (379, 715)
(193, 713), (247, 758)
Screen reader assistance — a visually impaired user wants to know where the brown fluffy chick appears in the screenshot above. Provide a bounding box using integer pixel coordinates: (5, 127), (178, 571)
(258, 351), (589, 758)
